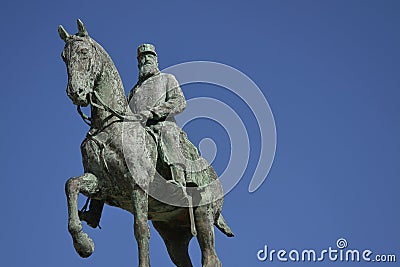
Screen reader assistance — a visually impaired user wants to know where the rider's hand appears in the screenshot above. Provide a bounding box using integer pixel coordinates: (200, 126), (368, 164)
(140, 110), (153, 121)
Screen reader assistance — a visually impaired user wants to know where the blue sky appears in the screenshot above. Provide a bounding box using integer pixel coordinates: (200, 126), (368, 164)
(1, 1), (399, 266)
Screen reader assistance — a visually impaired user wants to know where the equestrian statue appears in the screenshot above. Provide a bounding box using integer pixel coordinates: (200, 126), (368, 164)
(58, 19), (233, 267)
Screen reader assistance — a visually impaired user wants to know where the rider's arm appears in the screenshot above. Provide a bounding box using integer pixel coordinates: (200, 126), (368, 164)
(150, 74), (186, 119)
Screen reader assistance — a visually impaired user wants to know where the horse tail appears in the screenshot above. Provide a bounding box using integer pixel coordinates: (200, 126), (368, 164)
(215, 213), (234, 237)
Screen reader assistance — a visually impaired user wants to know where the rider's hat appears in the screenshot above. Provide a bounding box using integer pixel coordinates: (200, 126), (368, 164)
(137, 44), (157, 58)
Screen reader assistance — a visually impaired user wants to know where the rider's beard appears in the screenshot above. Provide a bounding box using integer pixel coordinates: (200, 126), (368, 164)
(139, 63), (159, 80)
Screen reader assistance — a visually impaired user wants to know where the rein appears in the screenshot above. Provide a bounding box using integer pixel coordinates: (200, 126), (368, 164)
(77, 105), (91, 126)
(76, 91), (143, 127)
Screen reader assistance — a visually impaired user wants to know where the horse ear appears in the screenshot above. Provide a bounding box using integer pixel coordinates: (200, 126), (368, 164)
(58, 25), (70, 42)
(77, 19), (88, 37)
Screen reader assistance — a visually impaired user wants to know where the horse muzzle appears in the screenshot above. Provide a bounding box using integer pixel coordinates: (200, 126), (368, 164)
(67, 85), (90, 107)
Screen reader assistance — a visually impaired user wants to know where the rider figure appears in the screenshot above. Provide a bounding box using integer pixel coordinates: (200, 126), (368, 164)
(128, 43), (195, 188)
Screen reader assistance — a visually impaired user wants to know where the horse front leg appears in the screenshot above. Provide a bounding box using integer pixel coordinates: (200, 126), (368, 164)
(132, 186), (150, 267)
(65, 173), (99, 258)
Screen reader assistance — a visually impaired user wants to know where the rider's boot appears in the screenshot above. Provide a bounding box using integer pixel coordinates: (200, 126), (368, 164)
(169, 164), (199, 236)
(169, 164), (186, 186)
(166, 164), (187, 198)
(78, 199), (104, 229)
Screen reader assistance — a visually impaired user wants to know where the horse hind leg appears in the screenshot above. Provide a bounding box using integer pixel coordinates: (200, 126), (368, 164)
(152, 221), (193, 267)
(65, 173), (100, 258)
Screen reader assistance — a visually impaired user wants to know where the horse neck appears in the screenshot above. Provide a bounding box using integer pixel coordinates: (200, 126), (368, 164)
(90, 53), (131, 130)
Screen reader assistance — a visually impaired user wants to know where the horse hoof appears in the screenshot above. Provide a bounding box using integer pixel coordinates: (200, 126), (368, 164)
(73, 231), (94, 258)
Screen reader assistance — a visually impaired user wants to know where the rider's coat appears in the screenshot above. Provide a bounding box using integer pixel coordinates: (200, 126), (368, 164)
(128, 72), (209, 186)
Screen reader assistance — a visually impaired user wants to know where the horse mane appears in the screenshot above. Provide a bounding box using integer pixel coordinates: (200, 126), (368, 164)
(88, 37), (126, 95)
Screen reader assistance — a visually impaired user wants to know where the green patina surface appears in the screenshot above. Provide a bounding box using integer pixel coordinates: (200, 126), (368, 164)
(60, 19), (233, 267)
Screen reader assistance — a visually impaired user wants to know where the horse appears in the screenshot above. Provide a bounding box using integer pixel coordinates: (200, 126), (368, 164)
(59, 19), (233, 267)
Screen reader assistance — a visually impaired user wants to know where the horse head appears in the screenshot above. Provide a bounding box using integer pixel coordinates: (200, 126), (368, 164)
(59, 19), (102, 107)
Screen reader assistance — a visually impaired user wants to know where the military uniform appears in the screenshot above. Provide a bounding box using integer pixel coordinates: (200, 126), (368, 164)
(128, 72), (188, 180)
(128, 72), (185, 125)
(128, 45), (207, 187)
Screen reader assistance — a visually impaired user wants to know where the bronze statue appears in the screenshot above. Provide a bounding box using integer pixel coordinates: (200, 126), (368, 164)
(59, 19), (233, 267)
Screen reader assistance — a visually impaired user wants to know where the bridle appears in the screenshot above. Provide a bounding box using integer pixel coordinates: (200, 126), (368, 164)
(69, 39), (143, 127)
